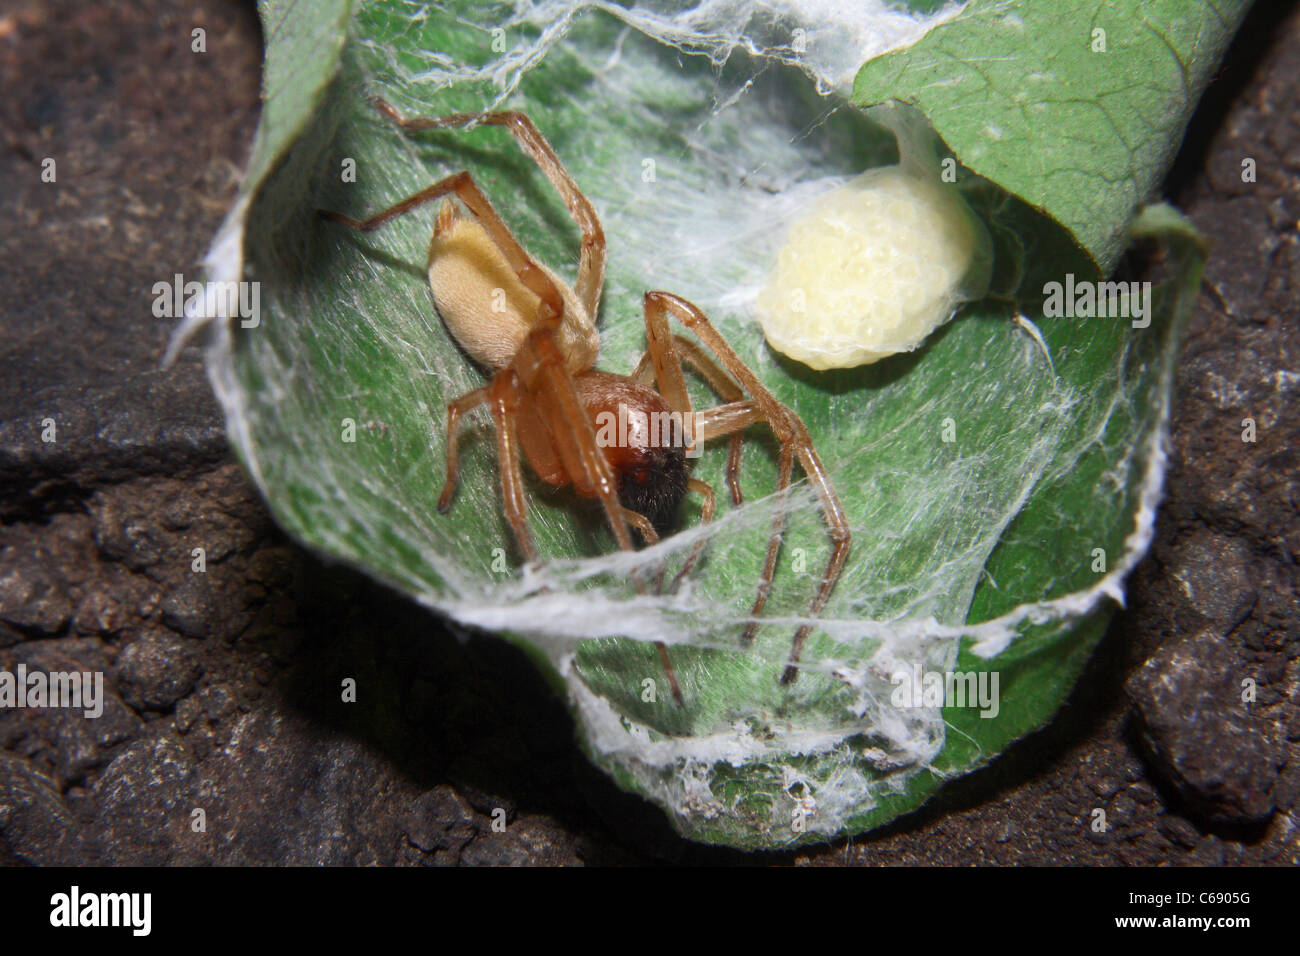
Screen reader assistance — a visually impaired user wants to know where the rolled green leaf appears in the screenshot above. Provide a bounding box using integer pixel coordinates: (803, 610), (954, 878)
(178, 0), (1227, 848)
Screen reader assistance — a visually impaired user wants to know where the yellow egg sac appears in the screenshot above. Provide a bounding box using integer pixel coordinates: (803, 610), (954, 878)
(757, 166), (979, 370)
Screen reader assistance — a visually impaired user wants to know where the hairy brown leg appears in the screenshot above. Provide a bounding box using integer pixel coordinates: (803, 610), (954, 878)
(514, 330), (635, 553)
(692, 400), (761, 437)
(778, 446), (851, 685)
(621, 506), (667, 593)
(319, 169), (564, 327)
(744, 442), (794, 644)
(513, 329), (683, 701)
(621, 508), (658, 545)
(488, 370), (538, 564)
(436, 386), (490, 513)
(372, 99), (607, 319)
(632, 335), (745, 506)
(671, 477), (717, 589)
(621, 508), (681, 702)
(630, 310), (746, 611)
(643, 292), (851, 685)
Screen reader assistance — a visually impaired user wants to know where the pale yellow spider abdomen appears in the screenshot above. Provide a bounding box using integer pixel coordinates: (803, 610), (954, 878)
(427, 202), (598, 371)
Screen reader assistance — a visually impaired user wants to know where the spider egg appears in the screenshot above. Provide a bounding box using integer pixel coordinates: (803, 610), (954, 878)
(756, 166), (986, 370)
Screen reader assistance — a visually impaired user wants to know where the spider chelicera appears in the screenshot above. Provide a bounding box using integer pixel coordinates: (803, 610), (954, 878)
(321, 99), (850, 702)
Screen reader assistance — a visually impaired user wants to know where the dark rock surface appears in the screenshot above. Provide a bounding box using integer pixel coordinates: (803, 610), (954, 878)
(1128, 629), (1281, 825)
(0, 0), (1296, 866)
(0, 0), (241, 519)
(117, 630), (203, 712)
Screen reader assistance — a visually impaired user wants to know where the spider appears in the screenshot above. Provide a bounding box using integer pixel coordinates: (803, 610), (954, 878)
(321, 99), (850, 702)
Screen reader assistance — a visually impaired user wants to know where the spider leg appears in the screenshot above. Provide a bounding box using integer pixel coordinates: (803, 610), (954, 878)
(642, 292), (851, 685)
(621, 507), (667, 593)
(372, 99), (607, 319)
(319, 170), (564, 327)
(632, 312), (745, 598)
(692, 400), (761, 436)
(621, 507), (659, 544)
(776, 441), (851, 685)
(685, 399), (797, 649)
(632, 335), (745, 506)
(514, 329), (683, 701)
(621, 508), (680, 700)
(745, 441), (794, 643)
(515, 331), (636, 554)
(436, 385), (490, 513)
(488, 370), (538, 564)
(671, 477), (716, 589)
(445, 344), (684, 698)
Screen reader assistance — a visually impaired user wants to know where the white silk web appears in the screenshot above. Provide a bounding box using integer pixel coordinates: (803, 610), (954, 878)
(194, 0), (1177, 843)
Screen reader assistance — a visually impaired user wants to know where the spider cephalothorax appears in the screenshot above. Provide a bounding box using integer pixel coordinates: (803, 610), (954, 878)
(321, 99), (850, 702)
(578, 372), (691, 539)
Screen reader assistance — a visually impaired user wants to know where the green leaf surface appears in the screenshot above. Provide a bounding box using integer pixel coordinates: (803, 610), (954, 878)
(190, 0), (1216, 848)
(854, 0), (1248, 272)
